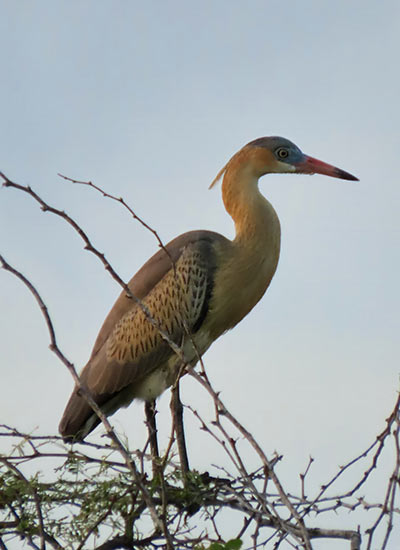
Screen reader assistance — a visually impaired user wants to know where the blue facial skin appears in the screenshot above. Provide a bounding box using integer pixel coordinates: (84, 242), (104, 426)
(246, 136), (358, 181)
(247, 136), (305, 166)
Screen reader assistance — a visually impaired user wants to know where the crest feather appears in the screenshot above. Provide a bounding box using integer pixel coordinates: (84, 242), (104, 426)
(209, 162), (228, 190)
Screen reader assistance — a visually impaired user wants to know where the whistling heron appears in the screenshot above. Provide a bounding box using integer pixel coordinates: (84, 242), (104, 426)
(59, 136), (357, 441)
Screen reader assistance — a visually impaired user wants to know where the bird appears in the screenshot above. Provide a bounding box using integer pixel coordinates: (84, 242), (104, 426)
(59, 136), (358, 441)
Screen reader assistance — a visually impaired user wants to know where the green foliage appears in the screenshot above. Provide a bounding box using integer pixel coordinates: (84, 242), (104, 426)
(0, 434), (244, 549)
(197, 539), (242, 550)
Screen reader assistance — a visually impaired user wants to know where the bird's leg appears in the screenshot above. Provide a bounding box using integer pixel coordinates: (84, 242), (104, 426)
(171, 379), (190, 476)
(145, 399), (160, 478)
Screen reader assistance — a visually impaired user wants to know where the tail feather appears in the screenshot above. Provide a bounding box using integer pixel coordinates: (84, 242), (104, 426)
(59, 384), (136, 442)
(59, 387), (101, 442)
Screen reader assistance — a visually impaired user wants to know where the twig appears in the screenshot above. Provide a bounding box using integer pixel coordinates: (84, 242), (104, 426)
(57, 173), (172, 261)
(0, 172), (182, 358)
(189, 366), (313, 550)
(300, 456), (314, 500)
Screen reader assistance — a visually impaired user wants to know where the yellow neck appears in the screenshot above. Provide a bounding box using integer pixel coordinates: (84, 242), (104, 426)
(222, 155), (281, 250)
(205, 154), (281, 338)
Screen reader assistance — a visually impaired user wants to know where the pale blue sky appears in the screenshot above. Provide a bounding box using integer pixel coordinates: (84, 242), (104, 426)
(1, 2), (400, 548)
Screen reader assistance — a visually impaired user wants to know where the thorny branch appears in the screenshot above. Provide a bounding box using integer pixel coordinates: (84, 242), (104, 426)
(1, 172), (400, 549)
(1, 421), (395, 549)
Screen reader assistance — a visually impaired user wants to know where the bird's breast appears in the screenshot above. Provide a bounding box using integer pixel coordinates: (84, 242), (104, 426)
(205, 226), (281, 338)
(133, 329), (213, 400)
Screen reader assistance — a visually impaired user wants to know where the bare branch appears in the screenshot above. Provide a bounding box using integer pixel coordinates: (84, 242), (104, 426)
(57, 173), (172, 261)
(1, 172), (182, 358)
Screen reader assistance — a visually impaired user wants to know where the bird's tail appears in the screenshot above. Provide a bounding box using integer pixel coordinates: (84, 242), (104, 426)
(59, 387), (101, 442)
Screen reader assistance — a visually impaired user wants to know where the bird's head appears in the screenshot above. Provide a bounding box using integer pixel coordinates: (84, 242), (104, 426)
(210, 136), (358, 188)
(245, 136), (358, 181)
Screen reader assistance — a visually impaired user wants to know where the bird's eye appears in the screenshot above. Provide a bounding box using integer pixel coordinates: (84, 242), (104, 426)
(276, 148), (289, 159)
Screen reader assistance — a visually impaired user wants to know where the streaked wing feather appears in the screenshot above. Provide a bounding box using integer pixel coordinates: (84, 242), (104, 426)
(86, 237), (216, 395)
(59, 230), (228, 439)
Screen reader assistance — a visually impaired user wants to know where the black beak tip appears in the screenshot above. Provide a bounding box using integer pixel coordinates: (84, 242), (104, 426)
(337, 168), (359, 181)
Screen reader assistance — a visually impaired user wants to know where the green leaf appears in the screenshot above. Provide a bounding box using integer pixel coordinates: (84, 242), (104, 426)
(224, 540), (242, 550)
(209, 540), (242, 550)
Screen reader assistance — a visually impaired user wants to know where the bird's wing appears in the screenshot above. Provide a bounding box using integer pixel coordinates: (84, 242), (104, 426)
(84, 232), (220, 394)
(59, 230), (228, 439)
